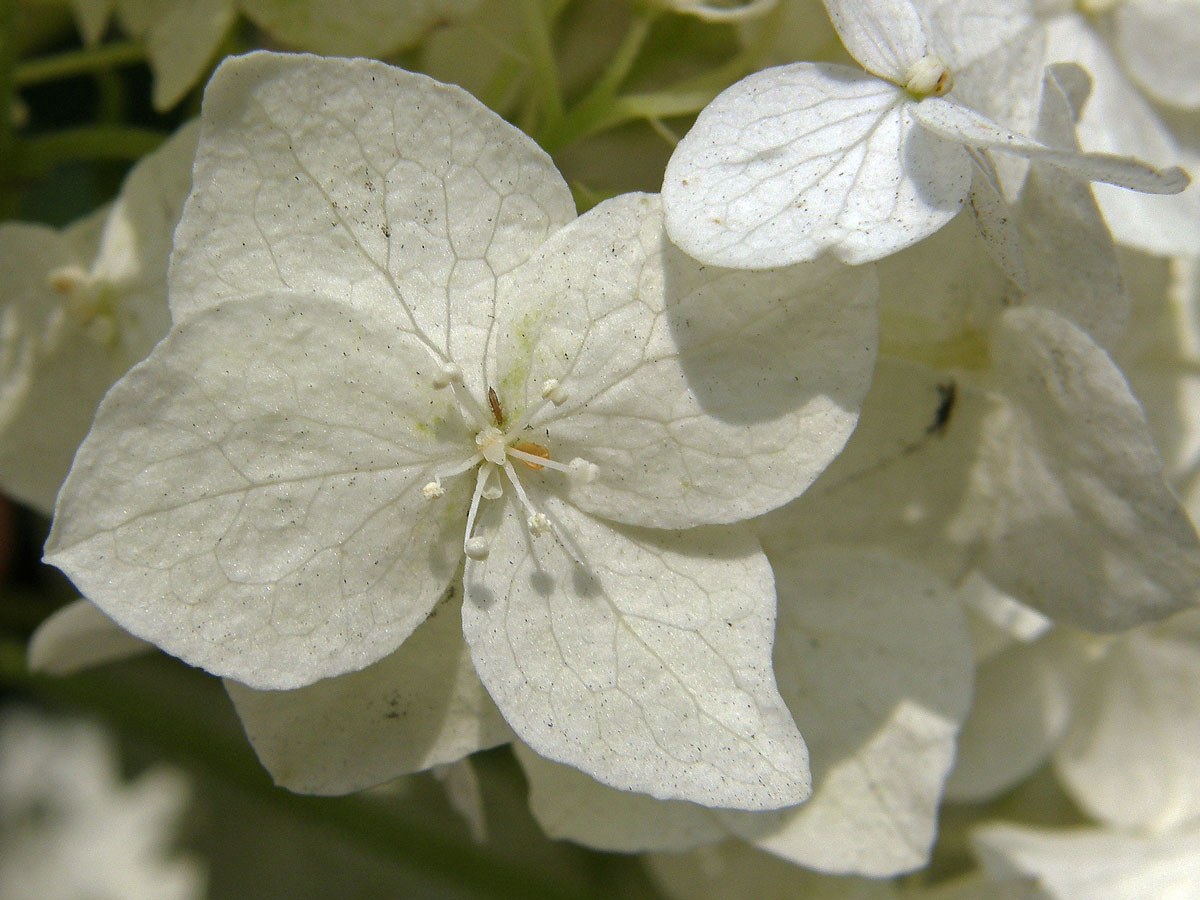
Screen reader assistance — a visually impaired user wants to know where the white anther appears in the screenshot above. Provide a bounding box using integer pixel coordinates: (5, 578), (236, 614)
(905, 54), (953, 97)
(567, 457), (598, 484)
(528, 512), (551, 535)
(422, 480), (445, 500)
(541, 379), (569, 406)
(432, 362), (463, 389)
(464, 537), (490, 560)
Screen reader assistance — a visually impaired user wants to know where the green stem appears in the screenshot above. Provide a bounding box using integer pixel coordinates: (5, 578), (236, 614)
(15, 40), (145, 87)
(588, 7), (659, 104)
(0, 640), (602, 900)
(539, 1), (779, 153)
(519, 0), (564, 129)
(538, 8), (659, 152)
(14, 125), (165, 176)
(0, 0), (17, 218)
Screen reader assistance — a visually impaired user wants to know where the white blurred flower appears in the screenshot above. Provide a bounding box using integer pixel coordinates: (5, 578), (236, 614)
(0, 122), (197, 514)
(0, 706), (205, 900)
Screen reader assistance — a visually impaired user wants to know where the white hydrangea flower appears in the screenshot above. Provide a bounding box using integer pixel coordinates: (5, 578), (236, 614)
(0, 706), (205, 900)
(770, 67), (1200, 632)
(661, 0), (1188, 267)
(0, 121), (198, 514)
(45, 52), (882, 808)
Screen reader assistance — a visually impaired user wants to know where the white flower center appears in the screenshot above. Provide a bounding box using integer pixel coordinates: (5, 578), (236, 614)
(905, 54), (954, 98)
(422, 376), (598, 562)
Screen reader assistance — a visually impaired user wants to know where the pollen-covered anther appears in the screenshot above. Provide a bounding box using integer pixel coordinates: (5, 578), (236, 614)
(528, 512), (551, 535)
(421, 480), (445, 500)
(432, 362), (463, 389)
(568, 457), (599, 484)
(905, 54), (953, 97)
(541, 378), (569, 406)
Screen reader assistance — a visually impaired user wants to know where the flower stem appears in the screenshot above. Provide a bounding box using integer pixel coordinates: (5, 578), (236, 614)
(13, 125), (165, 176)
(14, 40), (145, 87)
(519, 0), (564, 130)
(537, 7), (659, 152)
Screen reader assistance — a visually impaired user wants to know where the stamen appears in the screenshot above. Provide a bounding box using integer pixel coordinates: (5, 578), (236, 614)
(421, 480), (445, 499)
(448, 382), (491, 430)
(500, 461), (585, 565)
(508, 442), (550, 470)
(431, 362), (463, 389)
(541, 379), (569, 406)
(462, 464), (494, 560)
(504, 445), (596, 480)
(427, 452), (484, 484)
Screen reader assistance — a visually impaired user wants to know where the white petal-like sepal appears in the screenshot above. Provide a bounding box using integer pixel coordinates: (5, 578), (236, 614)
(962, 306), (1200, 630)
(497, 193), (877, 529)
(170, 51), (576, 349)
(913, 96), (1190, 194)
(462, 492), (810, 810)
(45, 294), (474, 689)
(662, 63), (968, 267)
(718, 545), (973, 876)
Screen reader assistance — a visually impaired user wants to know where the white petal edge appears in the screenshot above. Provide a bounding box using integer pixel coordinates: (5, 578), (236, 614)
(27, 599), (153, 675)
(226, 584), (512, 795)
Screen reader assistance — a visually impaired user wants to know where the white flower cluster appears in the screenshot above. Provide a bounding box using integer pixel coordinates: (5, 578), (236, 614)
(4, 0), (1199, 896)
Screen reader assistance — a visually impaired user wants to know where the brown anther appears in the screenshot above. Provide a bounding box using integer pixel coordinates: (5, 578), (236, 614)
(487, 387), (504, 427)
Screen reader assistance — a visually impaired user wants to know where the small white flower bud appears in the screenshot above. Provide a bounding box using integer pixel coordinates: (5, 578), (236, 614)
(464, 536), (490, 560)
(905, 54), (953, 97)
